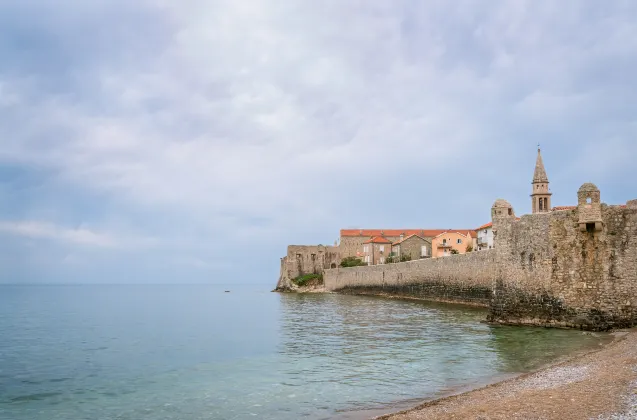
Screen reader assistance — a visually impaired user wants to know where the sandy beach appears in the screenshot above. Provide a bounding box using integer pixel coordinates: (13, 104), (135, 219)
(377, 329), (637, 420)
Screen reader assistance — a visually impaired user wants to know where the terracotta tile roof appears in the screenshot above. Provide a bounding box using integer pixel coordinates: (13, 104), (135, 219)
(363, 236), (393, 244)
(432, 231), (475, 239)
(476, 222), (492, 230)
(341, 229), (477, 239)
(391, 234), (429, 246)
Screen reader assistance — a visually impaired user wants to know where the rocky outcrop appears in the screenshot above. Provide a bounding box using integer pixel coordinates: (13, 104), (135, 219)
(273, 256), (298, 292)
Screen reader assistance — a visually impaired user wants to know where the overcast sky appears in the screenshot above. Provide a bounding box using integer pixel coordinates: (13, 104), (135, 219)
(1, 0), (636, 284)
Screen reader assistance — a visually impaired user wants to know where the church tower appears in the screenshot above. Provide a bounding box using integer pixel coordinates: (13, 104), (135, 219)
(531, 147), (552, 213)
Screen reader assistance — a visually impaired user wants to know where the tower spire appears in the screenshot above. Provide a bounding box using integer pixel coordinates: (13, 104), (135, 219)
(531, 147), (551, 213)
(533, 147), (549, 183)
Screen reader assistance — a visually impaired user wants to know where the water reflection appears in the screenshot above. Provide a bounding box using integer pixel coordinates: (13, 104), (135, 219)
(277, 293), (609, 414)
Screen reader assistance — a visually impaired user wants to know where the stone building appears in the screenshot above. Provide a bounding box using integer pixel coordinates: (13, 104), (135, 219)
(275, 245), (340, 291)
(391, 234), (431, 260)
(362, 236), (392, 265)
(531, 147), (552, 213)
(339, 229), (475, 260)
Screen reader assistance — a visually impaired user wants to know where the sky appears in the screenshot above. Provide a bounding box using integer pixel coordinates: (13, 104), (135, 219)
(1, 0), (636, 284)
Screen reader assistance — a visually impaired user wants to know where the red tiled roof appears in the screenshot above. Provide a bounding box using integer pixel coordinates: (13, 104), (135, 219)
(341, 229), (477, 239)
(363, 236), (393, 244)
(476, 222), (492, 230)
(432, 230), (475, 239)
(391, 234), (428, 246)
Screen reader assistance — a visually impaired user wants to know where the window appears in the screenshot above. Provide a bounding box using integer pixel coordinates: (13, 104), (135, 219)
(586, 197), (592, 204)
(380, 257), (385, 264)
(379, 245), (384, 253)
(421, 245), (428, 257)
(363, 245), (369, 253)
(457, 239), (462, 244)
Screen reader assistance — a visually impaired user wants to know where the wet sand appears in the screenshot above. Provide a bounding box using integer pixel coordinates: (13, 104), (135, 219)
(377, 329), (637, 420)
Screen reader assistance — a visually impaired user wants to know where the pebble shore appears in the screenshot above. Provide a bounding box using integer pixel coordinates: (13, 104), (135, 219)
(378, 329), (637, 420)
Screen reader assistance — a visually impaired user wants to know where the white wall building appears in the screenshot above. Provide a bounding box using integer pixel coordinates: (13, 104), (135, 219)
(476, 222), (494, 251)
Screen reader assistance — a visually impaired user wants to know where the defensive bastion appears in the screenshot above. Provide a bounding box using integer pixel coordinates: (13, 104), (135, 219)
(322, 184), (637, 331)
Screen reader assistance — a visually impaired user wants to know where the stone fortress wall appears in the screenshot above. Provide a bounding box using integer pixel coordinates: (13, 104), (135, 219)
(276, 245), (340, 291)
(324, 250), (496, 306)
(323, 187), (637, 331)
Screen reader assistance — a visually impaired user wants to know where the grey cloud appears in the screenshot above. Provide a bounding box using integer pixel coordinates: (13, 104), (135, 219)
(1, 0), (637, 283)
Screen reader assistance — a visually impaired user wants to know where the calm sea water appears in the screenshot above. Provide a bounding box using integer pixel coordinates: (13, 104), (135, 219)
(0, 285), (610, 420)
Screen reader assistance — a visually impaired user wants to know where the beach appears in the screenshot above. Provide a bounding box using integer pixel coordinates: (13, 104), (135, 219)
(379, 329), (637, 420)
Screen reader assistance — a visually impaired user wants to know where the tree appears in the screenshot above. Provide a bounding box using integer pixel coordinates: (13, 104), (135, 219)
(450, 249), (460, 255)
(340, 256), (368, 267)
(466, 243), (473, 253)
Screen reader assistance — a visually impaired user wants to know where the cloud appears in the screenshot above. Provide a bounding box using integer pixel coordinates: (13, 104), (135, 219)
(1, 0), (637, 283)
(0, 221), (157, 249)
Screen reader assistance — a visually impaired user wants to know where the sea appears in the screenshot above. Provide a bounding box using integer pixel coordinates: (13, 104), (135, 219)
(0, 284), (611, 420)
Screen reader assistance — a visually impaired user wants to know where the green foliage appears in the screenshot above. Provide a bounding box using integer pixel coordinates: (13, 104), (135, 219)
(293, 273), (323, 286)
(340, 256), (368, 267)
(450, 249), (460, 255)
(383, 253), (410, 264)
(465, 243), (473, 253)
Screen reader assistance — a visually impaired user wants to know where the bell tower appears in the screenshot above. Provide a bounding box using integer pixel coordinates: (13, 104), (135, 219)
(531, 146), (552, 213)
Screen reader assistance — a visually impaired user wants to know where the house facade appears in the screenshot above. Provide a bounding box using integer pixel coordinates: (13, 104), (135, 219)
(362, 236), (392, 265)
(431, 231), (474, 257)
(339, 228), (475, 261)
(391, 234), (431, 260)
(476, 222), (493, 251)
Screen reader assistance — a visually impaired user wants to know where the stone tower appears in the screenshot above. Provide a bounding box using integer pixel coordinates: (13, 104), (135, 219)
(531, 147), (552, 213)
(577, 183), (603, 232)
(491, 199), (515, 250)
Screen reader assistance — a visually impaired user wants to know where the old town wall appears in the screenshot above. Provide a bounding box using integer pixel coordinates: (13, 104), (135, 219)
(322, 198), (637, 331)
(275, 245), (340, 291)
(324, 250), (496, 306)
(489, 203), (637, 330)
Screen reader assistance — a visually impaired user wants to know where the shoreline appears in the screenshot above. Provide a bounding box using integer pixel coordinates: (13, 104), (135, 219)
(374, 329), (637, 420)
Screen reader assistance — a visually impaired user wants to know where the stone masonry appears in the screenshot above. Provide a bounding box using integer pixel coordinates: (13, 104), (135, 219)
(323, 189), (637, 331)
(325, 250), (496, 306)
(275, 245), (340, 291)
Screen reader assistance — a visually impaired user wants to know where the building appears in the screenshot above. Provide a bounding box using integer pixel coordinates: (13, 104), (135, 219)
(531, 147), (552, 213)
(475, 222), (493, 251)
(431, 231), (475, 257)
(339, 229), (476, 260)
(391, 234), (431, 260)
(362, 236), (392, 265)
